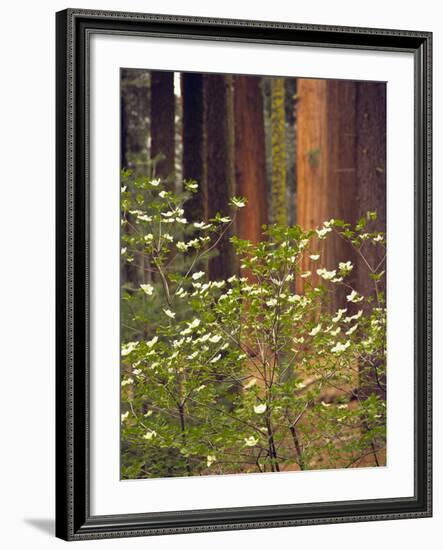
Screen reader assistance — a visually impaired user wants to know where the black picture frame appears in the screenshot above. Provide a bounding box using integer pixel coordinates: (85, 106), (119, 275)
(55, 8), (432, 541)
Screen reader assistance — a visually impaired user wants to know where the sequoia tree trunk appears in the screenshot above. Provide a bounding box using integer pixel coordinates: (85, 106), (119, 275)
(234, 75), (268, 243)
(120, 69), (150, 287)
(120, 68), (150, 173)
(203, 74), (237, 281)
(296, 78), (359, 308)
(354, 81), (387, 301)
(296, 77), (387, 413)
(296, 78), (386, 308)
(150, 71), (175, 184)
(182, 73), (205, 222)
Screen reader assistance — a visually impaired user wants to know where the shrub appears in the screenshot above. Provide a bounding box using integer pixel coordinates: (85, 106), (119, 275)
(120, 172), (386, 478)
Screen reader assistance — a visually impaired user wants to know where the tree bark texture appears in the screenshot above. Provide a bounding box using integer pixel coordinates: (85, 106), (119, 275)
(120, 68), (150, 173)
(120, 69), (150, 286)
(354, 81), (387, 301)
(203, 74), (237, 280)
(234, 75), (268, 244)
(296, 78), (386, 309)
(182, 73), (205, 222)
(150, 71), (175, 184)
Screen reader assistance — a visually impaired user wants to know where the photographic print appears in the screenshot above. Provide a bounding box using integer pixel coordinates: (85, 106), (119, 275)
(120, 69), (387, 479)
(56, 9), (431, 539)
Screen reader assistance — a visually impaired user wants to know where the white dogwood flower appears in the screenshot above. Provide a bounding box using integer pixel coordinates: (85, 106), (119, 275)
(231, 197), (246, 208)
(339, 261), (353, 272)
(121, 341), (139, 356)
(346, 290), (363, 303)
(208, 281), (223, 291)
(244, 436), (259, 447)
(316, 226), (332, 239)
(146, 336), (158, 348)
(345, 310), (363, 323)
(331, 341), (351, 354)
(317, 268), (336, 280)
(309, 324), (322, 336)
(207, 455), (217, 467)
(345, 324), (358, 335)
(192, 271), (205, 280)
(176, 287), (188, 298)
(140, 283), (154, 296)
(137, 214), (152, 222)
(163, 308), (176, 319)
(332, 308), (347, 323)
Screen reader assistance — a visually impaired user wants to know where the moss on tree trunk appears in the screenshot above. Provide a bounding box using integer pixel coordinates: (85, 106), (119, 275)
(271, 78), (287, 226)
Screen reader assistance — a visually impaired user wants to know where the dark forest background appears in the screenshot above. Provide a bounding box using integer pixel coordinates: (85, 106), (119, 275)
(121, 69), (386, 304)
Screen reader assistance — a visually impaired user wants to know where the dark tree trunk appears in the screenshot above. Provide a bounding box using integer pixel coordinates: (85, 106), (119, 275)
(203, 74), (237, 281)
(120, 68), (150, 173)
(234, 75), (268, 244)
(150, 71), (175, 184)
(355, 82), (387, 300)
(354, 82), (387, 401)
(120, 69), (150, 286)
(120, 93), (128, 169)
(182, 73), (205, 222)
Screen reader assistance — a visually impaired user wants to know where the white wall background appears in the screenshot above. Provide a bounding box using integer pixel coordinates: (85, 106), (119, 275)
(0, 1), (440, 548)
